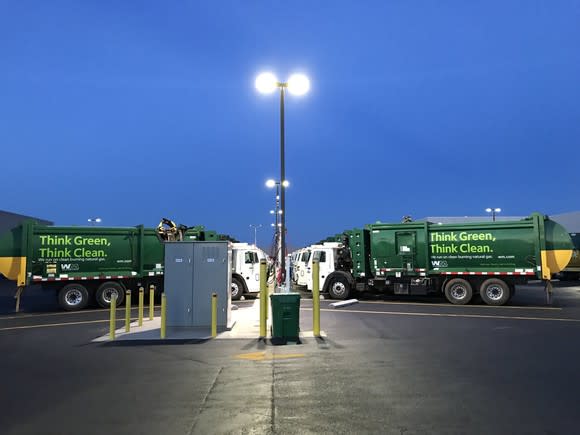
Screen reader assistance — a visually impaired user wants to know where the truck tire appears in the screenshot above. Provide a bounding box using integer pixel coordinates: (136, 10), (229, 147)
(479, 278), (510, 306)
(95, 281), (125, 308)
(327, 275), (351, 300)
(231, 277), (244, 300)
(444, 278), (473, 305)
(508, 285), (516, 301)
(58, 283), (90, 311)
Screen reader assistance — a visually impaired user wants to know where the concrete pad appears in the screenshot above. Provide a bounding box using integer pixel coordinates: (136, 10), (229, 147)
(216, 299), (267, 339)
(329, 299), (359, 308)
(92, 317), (222, 342)
(299, 330), (327, 338)
(92, 297), (326, 343)
(93, 298), (271, 342)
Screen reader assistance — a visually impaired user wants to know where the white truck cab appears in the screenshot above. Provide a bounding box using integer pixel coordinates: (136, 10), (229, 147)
(290, 250), (302, 283)
(231, 243), (267, 300)
(299, 243), (343, 291)
(295, 248), (312, 287)
(291, 248), (308, 284)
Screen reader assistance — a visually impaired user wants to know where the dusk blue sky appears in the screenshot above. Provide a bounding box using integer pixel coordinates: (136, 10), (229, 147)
(1, 1), (579, 249)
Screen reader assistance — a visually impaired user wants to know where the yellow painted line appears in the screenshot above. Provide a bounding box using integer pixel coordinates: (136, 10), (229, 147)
(355, 300), (562, 311)
(301, 308), (580, 323)
(0, 306), (161, 321)
(0, 318), (132, 332)
(234, 351), (306, 361)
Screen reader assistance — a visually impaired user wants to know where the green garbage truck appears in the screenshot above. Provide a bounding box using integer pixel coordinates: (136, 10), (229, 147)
(0, 219), (234, 311)
(304, 213), (574, 305)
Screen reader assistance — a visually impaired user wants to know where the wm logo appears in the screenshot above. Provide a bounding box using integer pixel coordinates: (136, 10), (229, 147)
(431, 260), (448, 268)
(61, 263), (79, 271)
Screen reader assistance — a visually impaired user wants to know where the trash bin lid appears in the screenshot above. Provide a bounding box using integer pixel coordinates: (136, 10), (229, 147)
(270, 292), (301, 303)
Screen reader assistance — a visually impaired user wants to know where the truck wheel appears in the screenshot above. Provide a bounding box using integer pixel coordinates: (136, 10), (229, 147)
(327, 276), (350, 300)
(444, 278), (473, 305)
(231, 277), (244, 301)
(58, 283), (90, 311)
(95, 282), (125, 308)
(479, 278), (510, 306)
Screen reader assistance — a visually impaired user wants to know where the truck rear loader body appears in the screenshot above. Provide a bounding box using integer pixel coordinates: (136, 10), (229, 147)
(302, 214), (573, 305)
(0, 220), (256, 311)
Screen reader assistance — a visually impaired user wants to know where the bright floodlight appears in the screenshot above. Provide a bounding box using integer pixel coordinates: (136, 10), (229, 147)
(265, 179), (276, 188)
(255, 72), (278, 94)
(495, 208), (501, 212)
(287, 74), (310, 96)
(282, 180), (290, 187)
(485, 208), (492, 213)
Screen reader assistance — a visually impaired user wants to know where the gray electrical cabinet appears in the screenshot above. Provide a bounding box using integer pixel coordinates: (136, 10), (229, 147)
(164, 241), (232, 330)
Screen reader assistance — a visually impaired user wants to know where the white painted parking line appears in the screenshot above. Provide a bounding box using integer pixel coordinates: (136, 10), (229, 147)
(301, 307), (580, 323)
(0, 318), (116, 332)
(0, 306), (161, 321)
(354, 300), (562, 310)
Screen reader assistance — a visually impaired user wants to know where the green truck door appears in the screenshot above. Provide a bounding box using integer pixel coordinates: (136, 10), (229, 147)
(396, 232), (415, 273)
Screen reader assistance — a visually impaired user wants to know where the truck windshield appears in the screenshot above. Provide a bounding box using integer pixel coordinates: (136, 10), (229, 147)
(302, 251), (311, 263)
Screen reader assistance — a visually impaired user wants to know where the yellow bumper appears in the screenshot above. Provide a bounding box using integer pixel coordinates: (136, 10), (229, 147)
(0, 257), (27, 286)
(541, 249), (573, 280)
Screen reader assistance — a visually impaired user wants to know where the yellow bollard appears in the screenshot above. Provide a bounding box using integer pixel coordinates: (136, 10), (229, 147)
(160, 293), (166, 339)
(149, 285), (155, 320)
(259, 259), (267, 338)
(312, 260), (321, 337)
(125, 290), (131, 333)
(138, 287), (144, 327)
(211, 293), (217, 338)
(109, 293), (117, 340)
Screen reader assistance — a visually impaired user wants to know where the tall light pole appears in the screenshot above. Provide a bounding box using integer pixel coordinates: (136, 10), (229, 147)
(266, 179), (288, 273)
(256, 72), (310, 284)
(485, 207), (501, 222)
(249, 224), (262, 246)
(270, 206), (279, 263)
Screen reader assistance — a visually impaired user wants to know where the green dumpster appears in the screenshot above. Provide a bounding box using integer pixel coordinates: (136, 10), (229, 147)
(270, 293), (301, 342)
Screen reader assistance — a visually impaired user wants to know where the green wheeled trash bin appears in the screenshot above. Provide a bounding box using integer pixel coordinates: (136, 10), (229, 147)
(270, 293), (301, 344)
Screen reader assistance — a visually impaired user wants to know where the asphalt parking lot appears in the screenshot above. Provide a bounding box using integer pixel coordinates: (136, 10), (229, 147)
(2, 281), (580, 434)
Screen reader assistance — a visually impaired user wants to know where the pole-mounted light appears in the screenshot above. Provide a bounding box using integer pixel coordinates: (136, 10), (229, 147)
(485, 208), (501, 222)
(257, 71), (310, 289)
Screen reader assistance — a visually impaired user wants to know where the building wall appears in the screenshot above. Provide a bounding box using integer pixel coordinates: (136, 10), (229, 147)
(0, 210), (53, 234)
(550, 212), (580, 233)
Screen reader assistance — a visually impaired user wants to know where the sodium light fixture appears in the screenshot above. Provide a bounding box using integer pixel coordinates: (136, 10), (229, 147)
(255, 72), (278, 94)
(287, 74), (310, 96)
